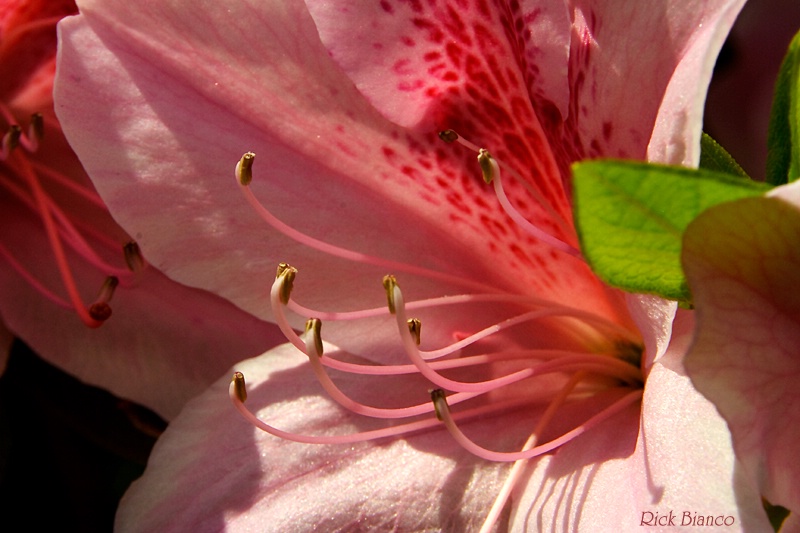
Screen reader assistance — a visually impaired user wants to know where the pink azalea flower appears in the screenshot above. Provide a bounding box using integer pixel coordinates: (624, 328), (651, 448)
(684, 182), (800, 529)
(0, 0), (284, 418)
(54, 0), (773, 529)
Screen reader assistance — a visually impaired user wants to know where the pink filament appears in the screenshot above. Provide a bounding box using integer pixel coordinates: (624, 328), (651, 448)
(479, 372), (587, 533)
(229, 376), (554, 446)
(237, 158), (499, 294)
(433, 388), (643, 462)
(449, 131), (576, 243)
(7, 150), (102, 327)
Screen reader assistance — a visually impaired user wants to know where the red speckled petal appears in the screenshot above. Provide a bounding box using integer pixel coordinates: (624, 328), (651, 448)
(683, 186), (800, 516)
(306, 0), (746, 178)
(306, 0), (573, 216)
(56, 0), (633, 356)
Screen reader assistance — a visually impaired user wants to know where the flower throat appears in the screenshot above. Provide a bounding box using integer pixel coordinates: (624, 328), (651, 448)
(229, 130), (644, 531)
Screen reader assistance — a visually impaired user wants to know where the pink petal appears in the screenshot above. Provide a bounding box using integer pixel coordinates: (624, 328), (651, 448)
(512, 311), (771, 531)
(55, 0), (631, 356)
(115, 343), (514, 531)
(683, 185), (800, 515)
(647, 1), (745, 165)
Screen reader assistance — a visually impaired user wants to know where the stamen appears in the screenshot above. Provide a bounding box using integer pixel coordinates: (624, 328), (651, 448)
(10, 151), (103, 327)
(286, 290), (640, 348)
(305, 318), (324, 358)
(26, 113), (44, 152)
(382, 274), (398, 314)
(477, 149), (496, 184)
(481, 148), (580, 257)
(2, 124), (21, 159)
(276, 262), (297, 305)
(89, 276), (118, 322)
(430, 387), (643, 462)
(232, 372), (248, 402)
(235, 152), (499, 294)
(438, 129), (459, 143)
(302, 317), (482, 418)
(407, 318), (421, 345)
(479, 372), (586, 533)
(235, 151), (255, 186)
(123, 241), (146, 273)
(230, 371), (542, 445)
(438, 129), (576, 243)
(269, 264), (308, 353)
(391, 282), (641, 393)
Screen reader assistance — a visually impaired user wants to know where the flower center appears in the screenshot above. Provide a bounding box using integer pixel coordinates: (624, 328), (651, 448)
(1, 106), (144, 326)
(229, 134), (645, 529)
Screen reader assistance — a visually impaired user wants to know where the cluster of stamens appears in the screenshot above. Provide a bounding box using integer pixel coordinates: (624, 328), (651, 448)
(229, 132), (646, 529)
(1, 106), (145, 327)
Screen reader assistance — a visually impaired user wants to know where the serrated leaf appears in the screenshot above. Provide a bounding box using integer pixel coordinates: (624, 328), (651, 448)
(699, 132), (749, 178)
(766, 29), (800, 185)
(572, 160), (771, 302)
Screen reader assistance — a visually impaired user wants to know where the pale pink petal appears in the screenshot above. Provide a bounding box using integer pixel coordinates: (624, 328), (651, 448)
(647, 1), (745, 165)
(116, 343), (514, 532)
(683, 185), (800, 515)
(569, 0), (742, 167)
(625, 293), (677, 368)
(55, 0), (631, 356)
(512, 311), (772, 531)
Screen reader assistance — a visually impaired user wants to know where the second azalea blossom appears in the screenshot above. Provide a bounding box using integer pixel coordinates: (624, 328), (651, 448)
(55, 0), (771, 530)
(1, 0), (285, 418)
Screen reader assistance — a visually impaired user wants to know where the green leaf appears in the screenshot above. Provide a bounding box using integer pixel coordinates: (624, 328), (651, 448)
(699, 132), (749, 178)
(766, 29), (800, 185)
(572, 160), (771, 302)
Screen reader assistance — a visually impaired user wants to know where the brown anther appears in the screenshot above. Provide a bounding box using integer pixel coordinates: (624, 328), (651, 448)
(438, 130), (459, 143)
(430, 389), (447, 421)
(232, 372), (248, 402)
(123, 241), (146, 273)
(305, 318), (324, 357)
(96, 276), (119, 303)
(477, 149), (495, 184)
(3, 124), (22, 153)
(382, 275), (398, 314)
(29, 113), (44, 142)
(407, 318), (422, 346)
(276, 263), (297, 304)
(236, 152), (256, 186)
